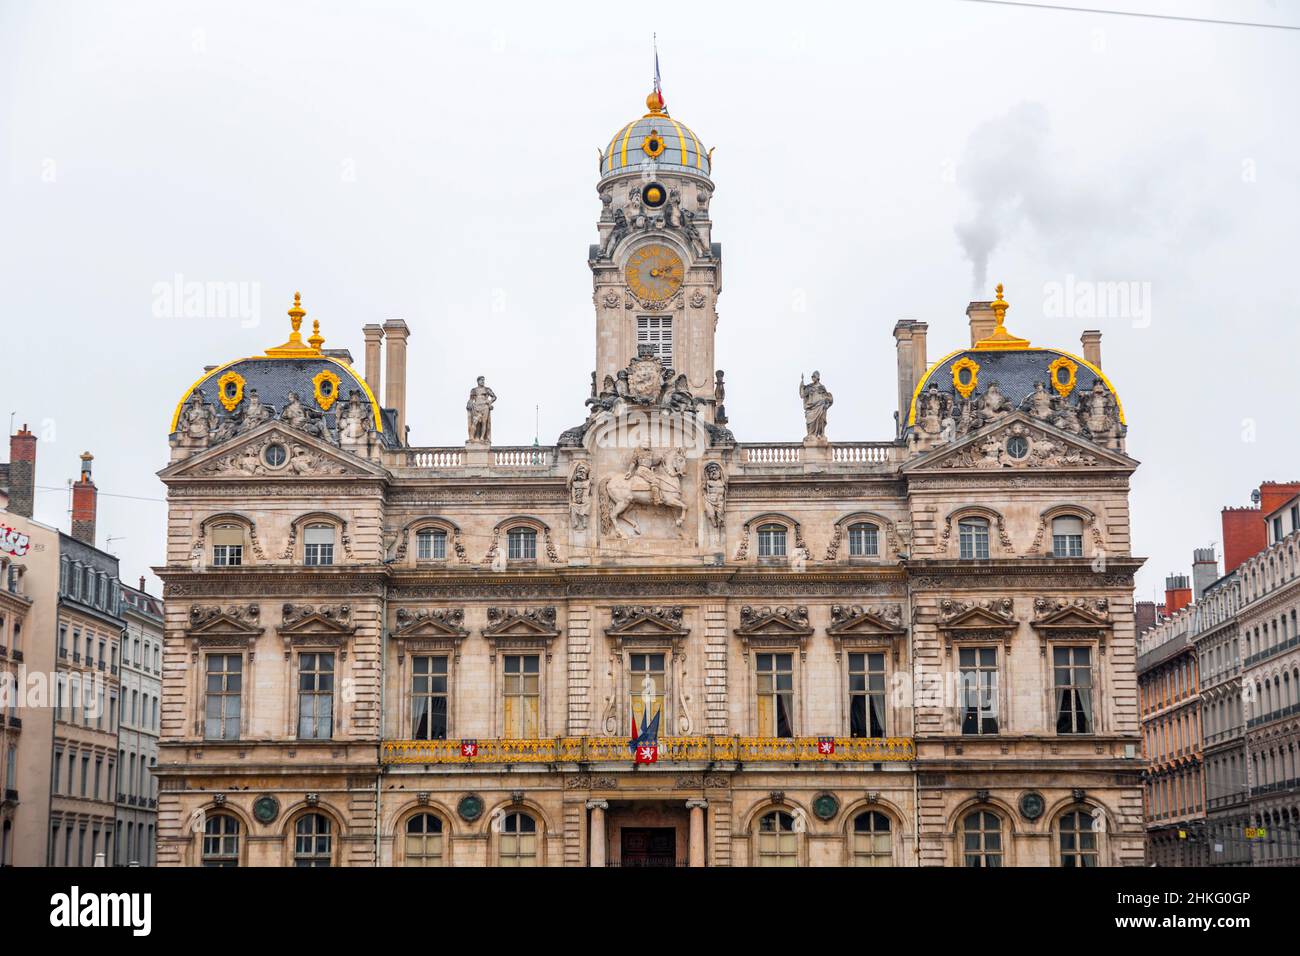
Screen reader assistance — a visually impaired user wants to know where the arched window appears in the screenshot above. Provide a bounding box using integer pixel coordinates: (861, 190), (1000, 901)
(958, 518), (990, 560)
(498, 811), (538, 866)
(851, 811), (893, 866)
(962, 810), (1003, 867)
(211, 525), (244, 566)
(755, 810), (797, 866)
(757, 524), (788, 559)
(293, 813), (332, 867)
(848, 522), (879, 558)
(416, 528), (447, 561)
(202, 813), (240, 867)
(1051, 516), (1085, 557)
(303, 525), (335, 566)
(1058, 810), (1099, 866)
(403, 813), (445, 866)
(507, 527), (537, 562)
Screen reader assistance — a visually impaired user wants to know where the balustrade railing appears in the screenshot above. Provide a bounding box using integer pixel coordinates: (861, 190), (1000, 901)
(382, 735), (914, 765)
(406, 448), (463, 468)
(493, 447), (552, 468)
(741, 445), (801, 464)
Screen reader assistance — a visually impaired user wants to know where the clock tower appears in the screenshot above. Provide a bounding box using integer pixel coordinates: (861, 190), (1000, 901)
(590, 87), (721, 422)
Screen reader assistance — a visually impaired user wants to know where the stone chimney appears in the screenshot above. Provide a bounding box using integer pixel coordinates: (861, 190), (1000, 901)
(1191, 547), (1218, 600)
(71, 452), (98, 546)
(893, 321), (917, 437)
(1164, 573), (1192, 615)
(911, 321), (928, 389)
(382, 319), (409, 441)
(7, 425), (37, 518)
(362, 323), (384, 399)
(1081, 330), (1102, 368)
(967, 301), (996, 346)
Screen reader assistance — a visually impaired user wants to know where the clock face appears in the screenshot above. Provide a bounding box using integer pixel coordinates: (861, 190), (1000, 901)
(625, 244), (684, 302)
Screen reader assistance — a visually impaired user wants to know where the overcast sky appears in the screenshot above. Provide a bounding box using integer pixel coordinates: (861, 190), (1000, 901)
(2, 0), (1297, 602)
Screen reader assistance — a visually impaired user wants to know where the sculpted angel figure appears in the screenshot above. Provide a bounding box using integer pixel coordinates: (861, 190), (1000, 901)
(799, 371), (833, 440)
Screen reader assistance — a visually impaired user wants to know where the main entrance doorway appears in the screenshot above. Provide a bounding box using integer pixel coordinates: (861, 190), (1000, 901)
(619, 827), (677, 867)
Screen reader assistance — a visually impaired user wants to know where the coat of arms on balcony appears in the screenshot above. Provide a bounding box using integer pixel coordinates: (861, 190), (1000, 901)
(627, 351), (663, 402)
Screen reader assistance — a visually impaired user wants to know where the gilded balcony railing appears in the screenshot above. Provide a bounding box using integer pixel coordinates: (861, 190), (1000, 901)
(381, 736), (914, 765)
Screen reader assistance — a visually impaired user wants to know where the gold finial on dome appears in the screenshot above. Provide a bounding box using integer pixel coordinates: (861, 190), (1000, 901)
(265, 290), (322, 357)
(974, 281), (1031, 351)
(646, 89), (666, 114)
(308, 319), (325, 351)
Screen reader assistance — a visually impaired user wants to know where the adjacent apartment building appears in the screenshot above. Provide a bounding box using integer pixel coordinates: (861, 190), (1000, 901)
(1, 428), (143, 866)
(1138, 481), (1300, 866)
(118, 579), (163, 865)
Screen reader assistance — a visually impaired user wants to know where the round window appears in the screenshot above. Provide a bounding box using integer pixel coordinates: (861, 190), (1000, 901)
(958, 368), (972, 386)
(264, 443), (287, 467)
(224, 381), (238, 398)
(1006, 436), (1029, 459)
(319, 380), (333, 397)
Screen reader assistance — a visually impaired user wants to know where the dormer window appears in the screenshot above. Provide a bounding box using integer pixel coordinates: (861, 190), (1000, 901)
(848, 522), (879, 558)
(757, 524), (787, 559)
(1051, 516), (1085, 558)
(507, 528), (537, 562)
(416, 529), (447, 561)
(304, 525), (335, 566)
(212, 525), (243, 567)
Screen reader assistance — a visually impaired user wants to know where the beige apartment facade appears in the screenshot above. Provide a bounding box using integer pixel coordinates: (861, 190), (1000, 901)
(155, 84), (1145, 867)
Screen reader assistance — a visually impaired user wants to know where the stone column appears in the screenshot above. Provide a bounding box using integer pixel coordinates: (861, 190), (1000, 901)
(686, 799), (708, 867)
(382, 318), (409, 439)
(586, 799), (609, 868)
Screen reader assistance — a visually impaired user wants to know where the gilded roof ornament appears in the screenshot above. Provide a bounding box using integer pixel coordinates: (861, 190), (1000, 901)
(264, 291), (322, 357)
(974, 282), (1031, 351)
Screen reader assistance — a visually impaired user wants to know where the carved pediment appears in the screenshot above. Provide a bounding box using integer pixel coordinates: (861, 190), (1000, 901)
(279, 603), (355, 635)
(484, 607), (559, 638)
(1031, 596), (1112, 652)
(606, 605), (689, 650)
(905, 414), (1137, 474)
(186, 604), (263, 645)
(828, 604), (907, 661)
(161, 424), (385, 481)
(394, 607), (469, 638)
(936, 597), (1017, 653)
(736, 605), (813, 658)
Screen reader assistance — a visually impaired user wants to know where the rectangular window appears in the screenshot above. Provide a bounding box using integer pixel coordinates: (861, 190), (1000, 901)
(297, 653), (335, 739)
(757, 525), (787, 559)
(410, 655), (448, 740)
(303, 526), (335, 566)
(959, 647), (999, 735)
(506, 529), (536, 561)
(629, 652), (666, 736)
(53, 750), (62, 793)
(848, 523), (879, 557)
(636, 315), (673, 365)
(502, 654), (540, 738)
(1273, 516), (1284, 543)
(755, 652), (794, 737)
(1054, 646), (1093, 734)
(848, 652), (886, 737)
(1052, 516), (1085, 557)
(958, 519), (990, 560)
(416, 530), (447, 561)
(212, 525), (243, 566)
(204, 654), (242, 740)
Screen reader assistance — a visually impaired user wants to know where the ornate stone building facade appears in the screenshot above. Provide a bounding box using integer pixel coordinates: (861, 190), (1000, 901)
(155, 85), (1145, 867)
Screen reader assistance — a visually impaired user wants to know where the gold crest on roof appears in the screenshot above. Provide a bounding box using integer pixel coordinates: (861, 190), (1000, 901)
(974, 283), (1031, 351)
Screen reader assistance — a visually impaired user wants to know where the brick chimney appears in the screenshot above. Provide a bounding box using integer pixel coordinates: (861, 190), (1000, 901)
(382, 319), (409, 441)
(138, 575), (146, 592)
(7, 425), (37, 518)
(1164, 573), (1192, 615)
(1134, 600), (1157, 636)
(967, 301), (997, 346)
(1259, 481), (1300, 516)
(71, 452), (98, 546)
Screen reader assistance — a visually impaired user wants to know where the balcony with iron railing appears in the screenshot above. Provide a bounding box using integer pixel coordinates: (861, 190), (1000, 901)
(382, 735), (915, 766)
